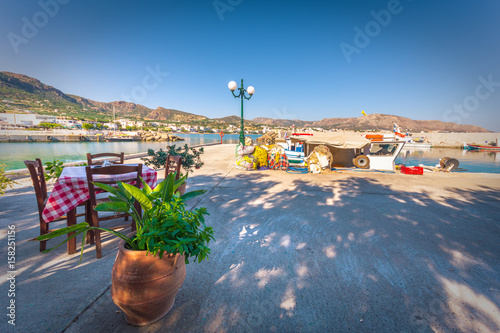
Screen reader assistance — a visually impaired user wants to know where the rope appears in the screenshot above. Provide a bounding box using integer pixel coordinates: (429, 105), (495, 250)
(286, 167), (309, 174)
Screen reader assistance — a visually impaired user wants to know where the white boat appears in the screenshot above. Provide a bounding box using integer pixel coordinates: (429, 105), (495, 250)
(365, 140), (406, 170)
(105, 136), (135, 142)
(401, 142), (431, 149)
(286, 132), (406, 171)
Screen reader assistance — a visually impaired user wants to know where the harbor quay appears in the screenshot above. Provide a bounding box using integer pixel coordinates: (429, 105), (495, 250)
(0, 129), (499, 147)
(0, 144), (499, 332)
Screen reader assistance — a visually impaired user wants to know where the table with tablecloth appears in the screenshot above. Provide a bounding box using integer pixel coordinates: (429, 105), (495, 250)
(42, 165), (157, 223)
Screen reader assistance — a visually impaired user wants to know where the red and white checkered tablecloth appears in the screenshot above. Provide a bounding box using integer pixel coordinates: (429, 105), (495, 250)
(42, 165), (157, 223)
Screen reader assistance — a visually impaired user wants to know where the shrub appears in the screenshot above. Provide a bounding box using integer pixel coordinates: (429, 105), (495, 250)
(0, 164), (15, 196)
(44, 159), (64, 181)
(142, 144), (204, 177)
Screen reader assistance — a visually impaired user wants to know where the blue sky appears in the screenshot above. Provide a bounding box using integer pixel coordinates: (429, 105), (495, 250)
(1, 0), (499, 131)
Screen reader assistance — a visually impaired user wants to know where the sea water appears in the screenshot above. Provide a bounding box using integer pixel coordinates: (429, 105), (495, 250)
(1, 135), (499, 173)
(396, 147), (500, 173)
(0, 133), (260, 171)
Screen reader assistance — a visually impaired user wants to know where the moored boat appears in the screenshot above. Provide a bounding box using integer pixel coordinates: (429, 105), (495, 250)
(106, 136), (136, 142)
(464, 143), (500, 151)
(284, 132), (406, 170)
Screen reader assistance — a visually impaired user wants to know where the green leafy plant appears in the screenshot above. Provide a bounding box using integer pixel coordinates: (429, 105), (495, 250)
(36, 173), (214, 264)
(44, 159), (64, 181)
(0, 164), (16, 196)
(142, 144), (204, 177)
(38, 122), (64, 129)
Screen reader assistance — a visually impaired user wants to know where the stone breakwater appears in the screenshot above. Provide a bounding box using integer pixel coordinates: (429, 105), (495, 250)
(137, 132), (184, 142)
(0, 133), (103, 142)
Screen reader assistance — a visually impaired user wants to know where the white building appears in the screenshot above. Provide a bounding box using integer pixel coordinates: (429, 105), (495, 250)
(117, 118), (144, 128)
(0, 113), (57, 126)
(104, 122), (118, 130)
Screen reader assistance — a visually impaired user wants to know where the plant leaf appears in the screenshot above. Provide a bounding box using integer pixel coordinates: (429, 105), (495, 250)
(162, 173), (175, 202)
(180, 189), (207, 201)
(122, 183), (152, 210)
(36, 222), (90, 240)
(141, 178), (152, 195)
(94, 201), (130, 212)
(93, 182), (119, 196)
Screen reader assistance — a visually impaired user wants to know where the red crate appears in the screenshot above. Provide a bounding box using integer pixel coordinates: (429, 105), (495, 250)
(401, 165), (423, 175)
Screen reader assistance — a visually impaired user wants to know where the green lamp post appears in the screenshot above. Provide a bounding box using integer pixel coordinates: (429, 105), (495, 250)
(228, 79), (255, 146)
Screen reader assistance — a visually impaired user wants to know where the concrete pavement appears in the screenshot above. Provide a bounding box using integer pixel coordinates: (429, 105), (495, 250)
(1, 144), (500, 332)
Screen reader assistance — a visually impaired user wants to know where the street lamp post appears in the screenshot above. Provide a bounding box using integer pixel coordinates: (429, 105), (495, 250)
(228, 79), (255, 146)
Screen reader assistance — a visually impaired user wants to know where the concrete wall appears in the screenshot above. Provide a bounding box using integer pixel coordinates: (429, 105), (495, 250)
(423, 133), (499, 147)
(0, 133), (104, 142)
(0, 129), (136, 142)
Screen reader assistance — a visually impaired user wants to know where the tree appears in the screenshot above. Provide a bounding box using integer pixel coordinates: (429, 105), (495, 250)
(39, 122), (64, 129)
(82, 123), (93, 130)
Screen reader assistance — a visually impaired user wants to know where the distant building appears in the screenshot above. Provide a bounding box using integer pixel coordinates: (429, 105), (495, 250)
(0, 113), (57, 126)
(117, 119), (143, 128)
(104, 122), (118, 130)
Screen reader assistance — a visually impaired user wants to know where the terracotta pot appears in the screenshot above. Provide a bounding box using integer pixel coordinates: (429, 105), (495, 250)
(176, 182), (186, 196)
(111, 241), (186, 326)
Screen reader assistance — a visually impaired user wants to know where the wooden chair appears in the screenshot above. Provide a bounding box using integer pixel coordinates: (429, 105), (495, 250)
(85, 164), (142, 258)
(24, 159), (89, 254)
(164, 155), (182, 180)
(86, 152), (124, 166)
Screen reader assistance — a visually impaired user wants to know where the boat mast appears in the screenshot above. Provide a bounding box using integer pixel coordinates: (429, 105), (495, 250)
(113, 105), (116, 136)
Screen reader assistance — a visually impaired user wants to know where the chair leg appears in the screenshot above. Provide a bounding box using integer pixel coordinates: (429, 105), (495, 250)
(85, 202), (94, 244)
(66, 208), (77, 255)
(94, 229), (102, 259)
(40, 220), (49, 252)
(90, 210), (102, 259)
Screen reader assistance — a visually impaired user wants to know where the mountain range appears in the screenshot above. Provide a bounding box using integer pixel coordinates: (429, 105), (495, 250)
(0, 71), (490, 132)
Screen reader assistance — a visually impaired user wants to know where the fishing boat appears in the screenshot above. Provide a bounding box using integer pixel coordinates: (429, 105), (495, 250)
(282, 132), (406, 170)
(106, 106), (136, 142)
(106, 136), (135, 142)
(389, 123), (432, 149)
(464, 143), (500, 151)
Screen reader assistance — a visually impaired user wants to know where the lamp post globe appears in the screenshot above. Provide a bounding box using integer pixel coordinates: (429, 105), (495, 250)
(228, 79), (255, 147)
(228, 81), (237, 91)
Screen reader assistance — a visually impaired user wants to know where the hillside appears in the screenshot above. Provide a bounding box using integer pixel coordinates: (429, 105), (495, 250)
(146, 107), (208, 122)
(252, 117), (311, 127)
(252, 114), (490, 133)
(0, 71), (207, 122)
(212, 116), (242, 124)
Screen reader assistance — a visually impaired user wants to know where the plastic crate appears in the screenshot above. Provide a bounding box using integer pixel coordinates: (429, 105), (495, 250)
(401, 165), (423, 175)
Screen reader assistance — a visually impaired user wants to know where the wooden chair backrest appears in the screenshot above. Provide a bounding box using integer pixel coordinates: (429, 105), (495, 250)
(85, 164), (142, 208)
(165, 155), (182, 180)
(24, 159), (48, 216)
(86, 152), (125, 166)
